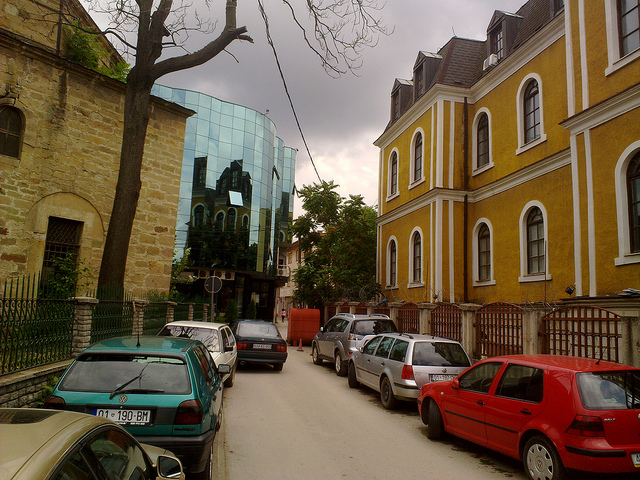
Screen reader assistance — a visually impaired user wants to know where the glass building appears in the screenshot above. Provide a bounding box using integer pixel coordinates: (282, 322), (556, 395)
(152, 85), (296, 319)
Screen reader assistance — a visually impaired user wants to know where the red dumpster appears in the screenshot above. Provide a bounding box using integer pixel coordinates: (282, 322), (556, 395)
(287, 308), (321, 346)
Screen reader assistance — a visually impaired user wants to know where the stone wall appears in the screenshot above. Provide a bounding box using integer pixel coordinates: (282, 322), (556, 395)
(0, 0), (193, 296)
(0, 361), (71, 408)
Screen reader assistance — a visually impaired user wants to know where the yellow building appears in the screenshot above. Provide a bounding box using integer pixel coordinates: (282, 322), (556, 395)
(375, 0), (640, 305)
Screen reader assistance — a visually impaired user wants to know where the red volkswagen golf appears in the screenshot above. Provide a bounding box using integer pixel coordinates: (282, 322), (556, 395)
(417, 354), (640, 480)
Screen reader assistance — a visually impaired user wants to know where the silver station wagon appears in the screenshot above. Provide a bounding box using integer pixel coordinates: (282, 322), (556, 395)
(348, 333), (471, 409)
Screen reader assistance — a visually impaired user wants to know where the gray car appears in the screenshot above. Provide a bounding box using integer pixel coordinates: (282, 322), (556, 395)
(347, 332), (471, 409)
(311, 314), (398, 376)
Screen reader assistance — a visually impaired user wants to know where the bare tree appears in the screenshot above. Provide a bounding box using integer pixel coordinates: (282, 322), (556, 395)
(83, 0), (387, 295)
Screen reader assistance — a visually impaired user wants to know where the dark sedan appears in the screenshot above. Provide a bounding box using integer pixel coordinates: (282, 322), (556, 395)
(230, 320), (288, 371)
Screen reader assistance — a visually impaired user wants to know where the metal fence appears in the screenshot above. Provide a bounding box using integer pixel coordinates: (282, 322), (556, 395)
(474, 302), (523, 359)
(0, 275), (74, 374)
(398, 303), (419, 333)
(143, 302), (168, 335)
(430, 303), (462, 342)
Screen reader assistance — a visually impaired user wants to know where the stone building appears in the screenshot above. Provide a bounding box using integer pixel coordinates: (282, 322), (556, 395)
(374, 0), (640, 307)
(0, 0), (192, 295)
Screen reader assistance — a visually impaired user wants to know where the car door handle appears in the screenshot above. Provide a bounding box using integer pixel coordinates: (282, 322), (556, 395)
(521, 409), (532, 415)
(476, 400), (485, 406)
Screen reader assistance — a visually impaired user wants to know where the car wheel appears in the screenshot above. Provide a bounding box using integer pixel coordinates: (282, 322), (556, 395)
(312, 344), (323, 365)
(273, 362), (283, 371)
(427, 399), (444, 439)
(191, 446), (212, 480)
(523, 436), (567, 480)
(223, 363), (235, 388)
(380, 376), (397, 409)
(334, 352), (347, 376)
(348, 361), (359, 388)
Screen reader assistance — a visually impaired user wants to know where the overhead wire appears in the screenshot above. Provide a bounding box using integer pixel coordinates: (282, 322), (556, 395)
(257, 0), (323, 184)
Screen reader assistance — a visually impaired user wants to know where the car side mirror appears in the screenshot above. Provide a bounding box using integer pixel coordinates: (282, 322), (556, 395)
(451, 378), (460, 390)
(224, 344), (234, 352)
(319, 327), (324, 332)
(157, 455), (184, 479)
(218, 364), (231, 375)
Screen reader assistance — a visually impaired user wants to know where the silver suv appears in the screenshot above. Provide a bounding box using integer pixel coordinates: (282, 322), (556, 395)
(348, 332), (471, 409)
(312, 314), (398, 376)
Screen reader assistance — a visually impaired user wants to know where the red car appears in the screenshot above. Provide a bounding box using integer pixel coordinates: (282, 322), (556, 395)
(417, 354), (640, 480)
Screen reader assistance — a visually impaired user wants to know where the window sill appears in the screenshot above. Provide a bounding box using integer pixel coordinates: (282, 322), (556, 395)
(386, 192), (400, 202)
(473, 279), (496, 287)
(605, 48), (640, 76)
(386, 285), (399, 290)
(472, 162), (494, 176)
(614, 253), (640, 266)
(516, 134), (547, 155)
(407, 282), (424, 289)
(519, 273), (552, 283)
(408, 177), (425, 190)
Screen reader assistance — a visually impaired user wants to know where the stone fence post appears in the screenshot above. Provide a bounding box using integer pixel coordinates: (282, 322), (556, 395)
(132, 300), (148, 336)
(164, 301), (177, 324)
(460, 303), (481, 361)
(203, 304), (209, 322)
(418, 303), (437, 334)
(187, 303), (194, 321)
(522, 306), (546, 355)
(348, 302), (360, 314)
(72, 297), (99, 357)
(389, 302), (402, 328)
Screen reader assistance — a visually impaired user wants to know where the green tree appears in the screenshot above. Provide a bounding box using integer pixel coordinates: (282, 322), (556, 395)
(291, 181), (380, 308)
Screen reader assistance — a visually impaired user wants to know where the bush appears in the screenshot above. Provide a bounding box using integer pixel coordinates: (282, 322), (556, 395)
(224, 299), (238, 323)
(245, 299), (257, 319)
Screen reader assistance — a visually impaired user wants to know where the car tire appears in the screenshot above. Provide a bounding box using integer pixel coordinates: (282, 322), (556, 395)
(523, 436), (567, 480)
(312, 344), (323, 365)
(334, 352), (347, 376)
(427, 399), (444, 439)
(191, 446), (212, 480)
(348, 361), (359, 388)
(223, 363), (235, 388)
(380, 376), (397, 409)
(273, 362), (283, 371)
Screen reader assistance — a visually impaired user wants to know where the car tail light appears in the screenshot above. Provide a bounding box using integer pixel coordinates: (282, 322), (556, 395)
(43, 395), (66, 409)
(401, 365), (415, 380)
(566, 415), (605, 437)
(237, 341), (248, 350)
(174, 399), (203, 425)
(276, 344), (287, 353)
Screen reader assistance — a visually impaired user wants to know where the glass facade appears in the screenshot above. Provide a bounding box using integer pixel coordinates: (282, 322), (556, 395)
(152, 85), (296, 316)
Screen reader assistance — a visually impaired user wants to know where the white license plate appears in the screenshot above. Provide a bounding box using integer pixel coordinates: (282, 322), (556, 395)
(632, 452), (640, 467)
(430, 374), (457, 382)
(94, 409), (151, 426)
(253, 344), (272, 349)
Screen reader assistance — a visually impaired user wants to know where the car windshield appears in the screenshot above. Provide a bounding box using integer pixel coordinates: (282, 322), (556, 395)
(412, 342), (470, 367)
(158, 325), (221, 352)
(237, 322), (280, 338)
(352, 320), (398, 336)
(59, 354), (191, 394)
(577, 370), (640, 410)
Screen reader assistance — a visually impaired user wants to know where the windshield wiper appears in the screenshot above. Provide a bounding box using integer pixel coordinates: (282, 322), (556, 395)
(110, 388), (165, 396)
(109, 363), (150, 399)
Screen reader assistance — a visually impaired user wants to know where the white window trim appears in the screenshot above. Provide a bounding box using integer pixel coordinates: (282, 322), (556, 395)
(604, 0), (640, 75)
(407, 227), (424, 287)
(472, 219), (496, 286)
(518, 201), (552, 282)
(472, 108), (494, 175)
(386, 148), (400, 201)
(410, 128), (425, 185)
(386, 236), (398, 287)
(515, 74), (547, 155)
(614, 140), (640, 265)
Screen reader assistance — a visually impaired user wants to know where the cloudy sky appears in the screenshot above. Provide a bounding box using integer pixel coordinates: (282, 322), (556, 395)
(156, 0), (526, 216)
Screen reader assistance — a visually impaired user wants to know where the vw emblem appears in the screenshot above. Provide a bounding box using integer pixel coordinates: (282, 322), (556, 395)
(442, 368), (448, 373)
(118, 395), (128, 404)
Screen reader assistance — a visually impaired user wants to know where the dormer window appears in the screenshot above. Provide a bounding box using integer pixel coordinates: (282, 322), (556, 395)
(414, 66), (425, 99)
(392, 90), (400, 121)
(491, 26), (504, 60)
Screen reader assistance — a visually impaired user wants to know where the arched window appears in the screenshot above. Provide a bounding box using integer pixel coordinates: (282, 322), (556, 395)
(478, 223), (491, 281)
(628, 152), (640, 253)
(526, 207), (545, 274)
(477, 113), (489, 168)
(523, 80), (541, 144)
(215, 212), (225, 230)
(412, 231), (422, 283)
(0, 106), (23, 158)
(413, 132), (423, 182)
(193, 205), (204, 227)
(227, 208), (236, 231)
(389, 151), (398, 196)
(388, 239), (397, 286)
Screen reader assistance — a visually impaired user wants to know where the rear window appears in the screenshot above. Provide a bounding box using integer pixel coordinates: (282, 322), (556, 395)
(352, 319), (398, 336)
(59, 354), (191, 394)
(236, 322), (280, 338)
(577, 370), (640, 410)
(412, 342), (470, 367)
(158, 325), (221, 352)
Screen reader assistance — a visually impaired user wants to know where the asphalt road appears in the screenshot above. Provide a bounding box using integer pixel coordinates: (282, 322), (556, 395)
(212, 321), (527, 480)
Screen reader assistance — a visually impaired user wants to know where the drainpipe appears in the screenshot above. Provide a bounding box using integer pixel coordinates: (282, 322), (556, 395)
(463, 98), (469, 302)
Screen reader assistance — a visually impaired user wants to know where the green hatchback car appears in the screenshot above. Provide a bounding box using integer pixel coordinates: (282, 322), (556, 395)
(45, 336), (230, 480)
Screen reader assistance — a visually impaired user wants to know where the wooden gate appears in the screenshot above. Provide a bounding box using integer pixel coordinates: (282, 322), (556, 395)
(475, 302), (523, 359)
(430, 303), (462, 342)
(398, 303), (419, 333)
(541, 306), (622, 362)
